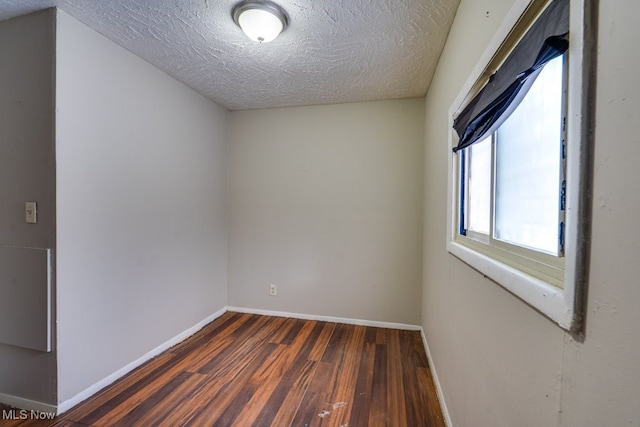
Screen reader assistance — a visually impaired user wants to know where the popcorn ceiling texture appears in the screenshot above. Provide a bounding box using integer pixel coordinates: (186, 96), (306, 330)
(0, 0), (460, 110)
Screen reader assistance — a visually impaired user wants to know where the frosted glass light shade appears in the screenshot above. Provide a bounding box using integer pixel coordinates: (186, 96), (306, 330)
(233, 1), (288, 43)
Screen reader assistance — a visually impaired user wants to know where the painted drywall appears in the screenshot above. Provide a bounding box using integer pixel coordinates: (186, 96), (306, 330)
(228, 99), (424, 325)
(423, 0), (640, 426)
(55, 10), (228, 403)
(0, 9), (57, 405)
(560, 0), (640, 424)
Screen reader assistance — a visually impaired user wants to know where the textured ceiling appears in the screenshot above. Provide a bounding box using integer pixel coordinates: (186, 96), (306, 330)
(0, 0), (460, 110)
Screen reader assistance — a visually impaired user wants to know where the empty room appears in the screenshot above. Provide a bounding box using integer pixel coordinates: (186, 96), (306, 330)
(0, 0), (639, 425)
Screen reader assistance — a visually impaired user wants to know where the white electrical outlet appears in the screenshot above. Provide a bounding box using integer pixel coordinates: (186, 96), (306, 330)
(269, 284), (277, 296)
(25, 202), (37, 224)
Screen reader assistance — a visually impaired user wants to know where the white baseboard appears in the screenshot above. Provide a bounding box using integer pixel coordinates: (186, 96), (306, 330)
(0, 393), (57, 414)
(56, 307), (227, 414)
(420, 329), (453, 427)
(226, 306), (422, 331)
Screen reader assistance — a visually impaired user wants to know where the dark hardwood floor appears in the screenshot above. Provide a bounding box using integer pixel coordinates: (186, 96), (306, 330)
(0, 312), (445, 426)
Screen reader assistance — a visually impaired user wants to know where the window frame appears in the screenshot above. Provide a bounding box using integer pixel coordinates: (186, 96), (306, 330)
(446, 0), (594, 334)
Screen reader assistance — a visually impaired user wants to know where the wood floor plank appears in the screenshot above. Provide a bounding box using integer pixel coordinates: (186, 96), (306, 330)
(290, 323), (366, 427)
(322, 324), (366, 427)
(186, 313), (271, 373)
(183, 342), (279, 426)
(111, 371), (209, 426)
(267, 317), (297, 344)
(368, 343), (389, 427)
(387, 329), (408, 427)
(401, 330), (435, 426)
(195, 314), (282, 374)
(262, 359), (317, 426)
(250, 320), (317, 386)
(290, 322), (347, 426)
(417, 366), (447, 427)
(62, 351), (177, 423)
(1, 313), (445, 427)
(178, 317), (291, 424)
(232, 320), (318, 425)
(252, 321), (327, 426)
(169, 311), (242, 355)
(216, 343), (290, 425)
(280, 318), (305, 345)
(307, 321), (337, 361)
(349, 341), (377, 427)
(84, 355), (193, 426)
(289, 360), (339, 427)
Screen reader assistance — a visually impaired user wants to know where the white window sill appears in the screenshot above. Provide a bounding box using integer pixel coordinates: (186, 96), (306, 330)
(447, 240), (573, 329)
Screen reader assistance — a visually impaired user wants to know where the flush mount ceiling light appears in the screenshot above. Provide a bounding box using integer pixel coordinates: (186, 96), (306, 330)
(232, 0), (289, 43)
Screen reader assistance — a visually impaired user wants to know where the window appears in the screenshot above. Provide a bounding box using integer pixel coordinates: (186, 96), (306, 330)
(493, 55), (564, 256)
(459, 54), (566, 286)
(462, 136), (492, 238)
(447, 0), (594, 333)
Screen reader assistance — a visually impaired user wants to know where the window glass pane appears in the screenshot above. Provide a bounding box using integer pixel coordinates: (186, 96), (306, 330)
(467, 136), (491, 235)
(494, 55), (563, 255)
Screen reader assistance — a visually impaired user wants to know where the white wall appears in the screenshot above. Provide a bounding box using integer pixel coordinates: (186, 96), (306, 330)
(0, 9), (57, 406)
(423, 0), (640, 426)
(55, 10), (228, 403)
(561, 0), (640, 424)
(228, 99), (424, 325)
